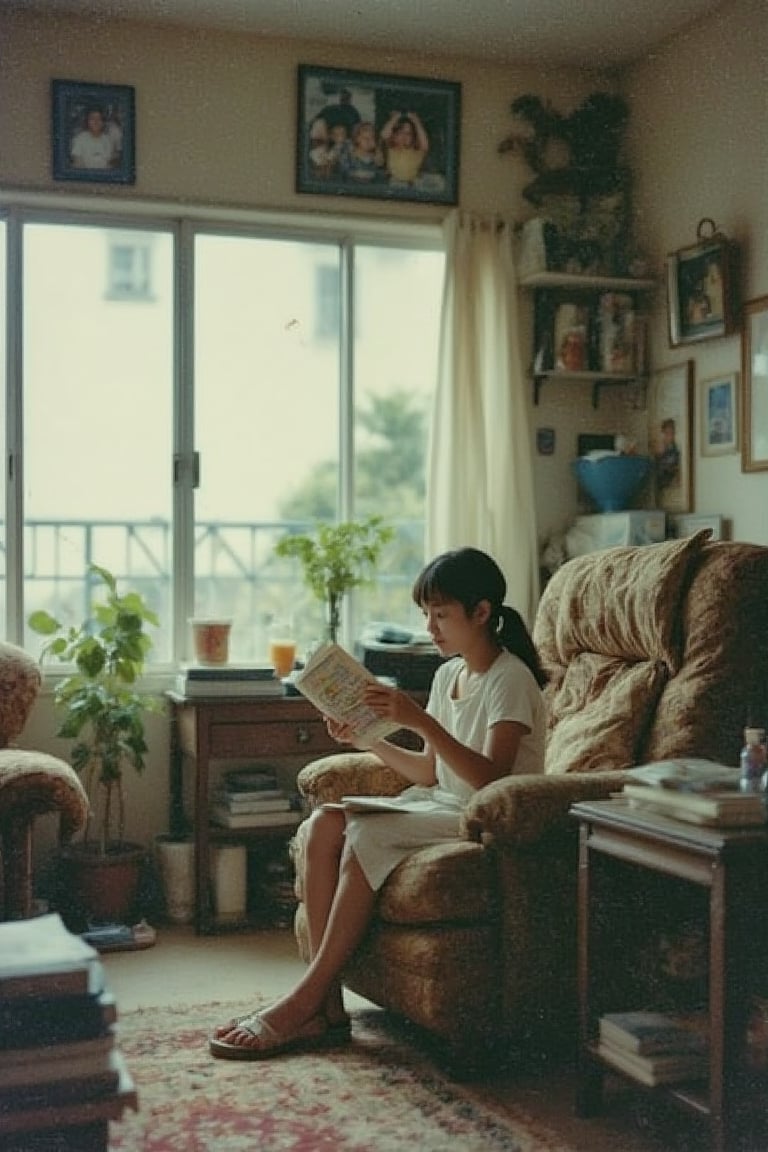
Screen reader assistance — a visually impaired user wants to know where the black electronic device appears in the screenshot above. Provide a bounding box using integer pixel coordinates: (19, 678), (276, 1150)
(355, 636), (444, 692)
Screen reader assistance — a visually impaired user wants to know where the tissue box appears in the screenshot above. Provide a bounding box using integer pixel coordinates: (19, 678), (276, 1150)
(566, 511), (666, 556)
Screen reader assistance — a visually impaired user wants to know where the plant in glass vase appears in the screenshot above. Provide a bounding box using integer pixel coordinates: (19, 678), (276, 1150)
(274, 517), (393, 645)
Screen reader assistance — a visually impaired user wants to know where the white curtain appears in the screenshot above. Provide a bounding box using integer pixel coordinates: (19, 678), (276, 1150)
(426, 209), (540, 626)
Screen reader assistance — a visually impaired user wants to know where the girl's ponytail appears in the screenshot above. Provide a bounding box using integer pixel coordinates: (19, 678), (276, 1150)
(497, 606), (548, 688)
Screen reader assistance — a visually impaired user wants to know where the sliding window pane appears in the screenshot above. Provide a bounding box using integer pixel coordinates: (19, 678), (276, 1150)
(22, 223), (174, 659)
(0, 221), (5, 630)
(352, 245), (443, 635)
(194, 234), (339, 661)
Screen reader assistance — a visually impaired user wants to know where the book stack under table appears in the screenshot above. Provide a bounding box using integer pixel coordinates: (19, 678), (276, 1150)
(210, 767), (303, 830)
(0, 913), (137, 1150)
(598, 1009), (709, 1087)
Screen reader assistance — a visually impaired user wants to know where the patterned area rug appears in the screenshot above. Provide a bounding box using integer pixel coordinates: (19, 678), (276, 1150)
(110, 1000), (574, 1151)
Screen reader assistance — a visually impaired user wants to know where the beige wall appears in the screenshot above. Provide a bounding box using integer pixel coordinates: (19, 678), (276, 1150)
(0, 8), (603, 214)
(3, 1), (767, 852)
(4, 5), (764, 546)
(627, 0), (768, 546)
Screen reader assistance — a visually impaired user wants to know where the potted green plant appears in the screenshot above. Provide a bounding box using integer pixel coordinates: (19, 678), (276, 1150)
(28, 563), (161, 924)
(274, 517), (393, 644)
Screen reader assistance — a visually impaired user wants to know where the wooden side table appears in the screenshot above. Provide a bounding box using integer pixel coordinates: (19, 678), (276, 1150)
(166, 690), (426, 934)
(572, 798), (768, 1152)
(167, 692), (339, 934)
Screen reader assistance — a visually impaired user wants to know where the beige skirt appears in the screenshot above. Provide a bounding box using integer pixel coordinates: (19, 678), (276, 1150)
(343, 785), (464, 890)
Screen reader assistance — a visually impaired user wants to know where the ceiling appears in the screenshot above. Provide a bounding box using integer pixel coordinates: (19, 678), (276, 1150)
(9, 0), (725, 66)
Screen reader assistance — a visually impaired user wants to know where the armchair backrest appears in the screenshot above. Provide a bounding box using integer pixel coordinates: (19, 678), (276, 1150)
(533, 532), (768, 774)
(0, 643), (42, 749)
(644, 540), (768, 766)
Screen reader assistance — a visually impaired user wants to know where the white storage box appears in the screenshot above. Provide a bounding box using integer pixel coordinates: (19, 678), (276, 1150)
(566, 511), (666, 557)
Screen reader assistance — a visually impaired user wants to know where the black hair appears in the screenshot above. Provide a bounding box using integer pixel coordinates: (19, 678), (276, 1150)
(412, 547), (548, 688)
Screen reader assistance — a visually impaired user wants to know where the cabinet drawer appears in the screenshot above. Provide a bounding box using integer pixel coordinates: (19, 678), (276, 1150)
(209, 720), (336, 758)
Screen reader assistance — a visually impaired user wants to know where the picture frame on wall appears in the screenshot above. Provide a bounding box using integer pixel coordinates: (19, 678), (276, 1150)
(649, 360), (693, 513)
(741, 294), (768, 472)
(666, 219), (739, 348)
(699, 372), (739, 456)
(296, 65), (461, 205)
(52, 79), (136, 184)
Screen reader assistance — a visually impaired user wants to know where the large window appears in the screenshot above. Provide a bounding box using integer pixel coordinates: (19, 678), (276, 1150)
(2, 204), (443, 664)
(21, 221), (174, 659)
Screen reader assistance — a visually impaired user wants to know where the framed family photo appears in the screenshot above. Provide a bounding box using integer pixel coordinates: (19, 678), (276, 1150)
(666, 220), (739, 348)
(52, 79), (136, 184)
(741, 294), (768, 472)
(699, 372), (739, 456)
(296, 65), (461, 205)
(649, 360), (693, 513)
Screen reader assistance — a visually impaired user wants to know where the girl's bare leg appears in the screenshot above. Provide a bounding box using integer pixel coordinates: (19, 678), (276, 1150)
(301, 807), (348, 1025)
(216, 811), (375, 1046)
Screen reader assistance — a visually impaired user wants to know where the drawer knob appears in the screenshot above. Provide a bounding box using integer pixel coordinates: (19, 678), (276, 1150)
(296, 725), (311, 744)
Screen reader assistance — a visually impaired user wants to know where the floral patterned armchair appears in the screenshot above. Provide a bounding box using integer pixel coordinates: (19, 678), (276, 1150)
(0, 642), (88, 919)
(291, 534), (768, 1070)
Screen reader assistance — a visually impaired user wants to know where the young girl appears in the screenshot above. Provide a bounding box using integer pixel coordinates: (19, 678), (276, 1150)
(380, 109), (429, 185)
(210, 547), (547, 1059)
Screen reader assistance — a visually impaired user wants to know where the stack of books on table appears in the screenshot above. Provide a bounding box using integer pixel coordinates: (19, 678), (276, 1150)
(0, 913), (130, 1113)
(175, 663), (285, 697)
(623, 782), (766, 827)
(622, 759), (766, 828)
(210, 767), (303, 829)
(598, 1009), (709, 1087)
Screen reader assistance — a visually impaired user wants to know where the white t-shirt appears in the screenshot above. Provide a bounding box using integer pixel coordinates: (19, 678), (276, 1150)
(344, 647), (545, 891)
(426, 648), (546, 802)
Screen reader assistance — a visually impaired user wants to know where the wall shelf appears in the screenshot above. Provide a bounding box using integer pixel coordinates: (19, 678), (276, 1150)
(520, 272), (656, 292)
(531, 369), (647, 409)
(522, 271), (655, 409)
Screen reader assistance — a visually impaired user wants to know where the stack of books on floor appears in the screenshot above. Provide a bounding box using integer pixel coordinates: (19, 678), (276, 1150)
(598, 1009), (709, 1086)
(176, 663), (285, 697)
(622, 758), (766, 827)
(210, 767), (303, 829)
(0, 913), (134, 1115)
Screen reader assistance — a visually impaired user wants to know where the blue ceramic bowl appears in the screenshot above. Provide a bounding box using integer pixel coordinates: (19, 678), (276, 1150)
(571, 455), (652, 512)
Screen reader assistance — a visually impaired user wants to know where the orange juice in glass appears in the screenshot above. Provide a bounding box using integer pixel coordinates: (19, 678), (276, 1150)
(269, 624), (296, 679)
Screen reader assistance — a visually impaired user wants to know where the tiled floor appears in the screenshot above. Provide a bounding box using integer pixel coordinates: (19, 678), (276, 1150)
(102, 924), (712, 1152)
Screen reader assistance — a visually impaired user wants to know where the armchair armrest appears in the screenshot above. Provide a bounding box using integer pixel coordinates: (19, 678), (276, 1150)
(297, 752), (407, 807)
(462, 771), (630, 845)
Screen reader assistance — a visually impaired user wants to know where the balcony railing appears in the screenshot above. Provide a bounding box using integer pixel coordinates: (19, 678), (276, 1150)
(7, 516), (423, 661)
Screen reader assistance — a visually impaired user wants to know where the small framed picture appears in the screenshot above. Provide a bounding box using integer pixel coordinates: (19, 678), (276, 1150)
(52, 79), (136, 184)
(666, 219), (739, 347)
(649, 360), (693, 513)
(699, 373), (739, 456)
(741, 295), (768, 473)
(296, 65), (460, 205)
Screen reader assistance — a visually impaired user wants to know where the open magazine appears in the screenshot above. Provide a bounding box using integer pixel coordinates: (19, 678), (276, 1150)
(293, 642), (402, 745)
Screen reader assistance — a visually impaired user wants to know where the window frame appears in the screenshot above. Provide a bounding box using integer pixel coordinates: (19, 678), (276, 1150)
(1, 192), (442, 664)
